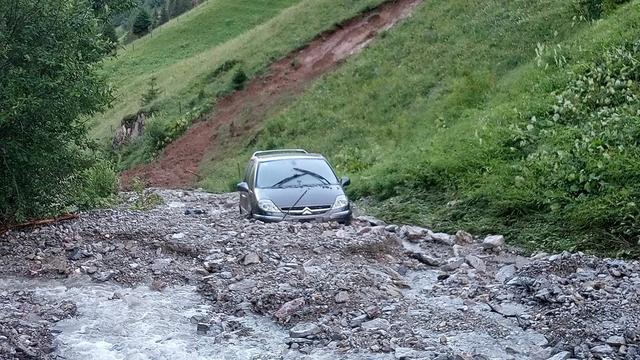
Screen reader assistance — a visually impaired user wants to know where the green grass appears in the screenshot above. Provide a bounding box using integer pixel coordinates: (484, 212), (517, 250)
(91, 0), (301, 140)
(91, 0), (390, 154)
(200, 0), (640, 257)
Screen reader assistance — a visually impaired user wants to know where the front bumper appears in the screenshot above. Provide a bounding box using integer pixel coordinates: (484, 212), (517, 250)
(253, 209), (352, 223)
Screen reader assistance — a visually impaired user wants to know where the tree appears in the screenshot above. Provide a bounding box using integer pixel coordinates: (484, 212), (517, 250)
(102, 22), (119, 52)
(168, 0), (191, 18)
(0, 0), (133, 224)
(132, 8), (152, 36)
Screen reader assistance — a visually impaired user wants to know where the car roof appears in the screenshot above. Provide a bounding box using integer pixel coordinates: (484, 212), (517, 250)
(251, 149), (326, 162)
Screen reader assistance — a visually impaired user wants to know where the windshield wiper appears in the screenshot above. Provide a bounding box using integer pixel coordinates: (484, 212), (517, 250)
(292, 167), (330, 185)
(270, 168), (331, 188)
(271, 172), (305, 188)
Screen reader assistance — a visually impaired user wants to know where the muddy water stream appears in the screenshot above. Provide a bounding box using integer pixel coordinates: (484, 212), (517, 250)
(1, 277), (392, 360)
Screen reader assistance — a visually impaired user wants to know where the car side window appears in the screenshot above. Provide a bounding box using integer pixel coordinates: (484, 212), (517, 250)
(245, 161), (256, 186)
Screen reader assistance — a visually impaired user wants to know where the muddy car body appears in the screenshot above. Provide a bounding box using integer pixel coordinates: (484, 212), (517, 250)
(237, 149), (352, 223)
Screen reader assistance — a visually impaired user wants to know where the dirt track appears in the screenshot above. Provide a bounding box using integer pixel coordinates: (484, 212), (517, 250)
(121, 0), (422, 188)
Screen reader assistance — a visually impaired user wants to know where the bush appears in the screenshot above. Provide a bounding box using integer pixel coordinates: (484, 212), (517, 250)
(73, 159), (120, 210)
(573, 0), (631, 20)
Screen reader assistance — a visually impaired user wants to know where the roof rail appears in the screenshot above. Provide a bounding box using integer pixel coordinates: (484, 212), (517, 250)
(252, 149), (308, 157)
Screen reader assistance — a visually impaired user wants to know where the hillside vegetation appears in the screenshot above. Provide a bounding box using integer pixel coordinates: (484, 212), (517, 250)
(92, 0), (390, 170)
(201, 0), (640, 256)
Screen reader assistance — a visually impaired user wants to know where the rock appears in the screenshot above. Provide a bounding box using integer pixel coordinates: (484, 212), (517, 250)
(394, 347), (425, 359)
(151, 258), (172, 272)
(228, 279), (257, 291)
(409, 252), (441, 266)
(242, 252), (260, 265)
(455, 230), (473, 244)
(400, 225), (430, 241)
(150, 280), (167, 291)
(385, 225), (399, 233)
(350, 314), (368, 327)
(546, 351), (571, 360)
(365, 305), (381, 319)
(171, 233), (185, 239)
(361, 318), (390, 331)
(335, 229), (350, 239)
(482, 235), (505, 250)
(452, 244), (465, 257)
(591, 344), (614, 354)
(495, 265), (516, 284)
(357, 227), (372, 235)
(357, 215), (386, 226)
(274, 297), (305, 320)
(432, 233), (454, 246)
(289, 323), (321, 338)
(607, 335), (626, 346)
(507, 276), (536, 288)
(196, 323), (210, 335)
(335, 291), (349, 303)
(465, 255), (486, 272)
(441, 257), (465, 271)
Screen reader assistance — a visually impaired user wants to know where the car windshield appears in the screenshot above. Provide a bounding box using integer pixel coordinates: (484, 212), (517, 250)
(256, 158), (339, 188)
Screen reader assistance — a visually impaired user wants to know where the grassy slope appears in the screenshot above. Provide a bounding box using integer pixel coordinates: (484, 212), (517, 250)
(201, 0), (640, 256)
(91, 0), (301, 140)
(91, 0), (389, 150)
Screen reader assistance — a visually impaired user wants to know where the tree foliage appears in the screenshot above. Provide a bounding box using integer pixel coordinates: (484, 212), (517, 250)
(132, 8), (152, 36)
(0, 0), (133, 224)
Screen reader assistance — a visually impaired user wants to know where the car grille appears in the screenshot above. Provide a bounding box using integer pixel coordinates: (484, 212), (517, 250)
(280, 205), (332, 215)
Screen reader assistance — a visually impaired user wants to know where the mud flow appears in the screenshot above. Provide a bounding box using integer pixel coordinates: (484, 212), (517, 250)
(2, 190), (638, 359)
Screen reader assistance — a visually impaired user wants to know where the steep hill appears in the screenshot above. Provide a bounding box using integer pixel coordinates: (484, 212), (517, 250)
(98, 0), (640, 256)
(198, 0), (640, 256)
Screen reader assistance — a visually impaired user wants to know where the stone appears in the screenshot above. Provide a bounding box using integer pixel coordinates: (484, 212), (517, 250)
(274, 297), (305, 320)
(361, 318), (390, 331)
(432, 233), (454, 246)
(171, 233), (185, 239)
(151, 258), (172, 272)
(546, 351), (571, 360)
(357, 215), (386, 226)
(228, 279), (256, 291)
(400, 225), (430, 241)
(441, 257), (465, 272)
(606, 335), (626, 346)
(196, 323), (210, 335)
(150, 280), (167, 291)
(365, 305), (381, 319)
(591, 344), (614, 354)
(465, 255), (486, 272)
(289, 323), (321, 338)
(350, 314), (368, 327)
(495, 265), (517, 284)
(357, 227), (372, 235)
(335, 291), (350, 303)
(452, 244), (465, 257)
(455, 230), (473, 244)
(409, 252), (441, 266)
(243, 252), (260, 265)
(482, 235), (505, 250)
(385, 225), (399, 233)
(335, 230), (349, 239)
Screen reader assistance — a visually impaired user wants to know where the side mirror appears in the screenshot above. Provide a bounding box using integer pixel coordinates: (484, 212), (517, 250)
(341, 176), (351, 187)
(237, 182), (250, 192)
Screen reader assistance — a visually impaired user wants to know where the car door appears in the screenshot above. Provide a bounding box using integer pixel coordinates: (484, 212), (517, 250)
(239, 160), (255, 214)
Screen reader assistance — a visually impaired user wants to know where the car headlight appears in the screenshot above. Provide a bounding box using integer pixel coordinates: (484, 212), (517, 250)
(258, 200), (281, 213)
(332, 195), (349, 210)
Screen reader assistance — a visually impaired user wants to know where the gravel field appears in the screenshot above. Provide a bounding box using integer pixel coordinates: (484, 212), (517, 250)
(1, 189), (639, 359)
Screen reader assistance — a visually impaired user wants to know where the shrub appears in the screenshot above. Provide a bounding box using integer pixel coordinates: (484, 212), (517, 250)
(73, 159), (120, 210)
(232, 68), (248, 90)
(140, 76), (162, 106)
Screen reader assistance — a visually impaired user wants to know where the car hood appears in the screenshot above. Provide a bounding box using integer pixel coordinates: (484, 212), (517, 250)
(255, 185), (345, 208)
